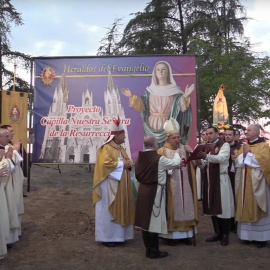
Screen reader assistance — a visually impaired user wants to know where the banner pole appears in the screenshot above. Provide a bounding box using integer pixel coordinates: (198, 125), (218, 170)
(27, 58), (34, 192)
(13, 60), (17, 91)
(196, 55), (202, 143)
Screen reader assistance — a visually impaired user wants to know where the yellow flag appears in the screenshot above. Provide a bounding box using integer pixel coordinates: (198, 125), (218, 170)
(1, 90), (28, 150)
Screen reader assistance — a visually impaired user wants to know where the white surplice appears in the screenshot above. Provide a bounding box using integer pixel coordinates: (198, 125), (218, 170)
(95, 158), (134, 242)
(235, 152), (270, 241)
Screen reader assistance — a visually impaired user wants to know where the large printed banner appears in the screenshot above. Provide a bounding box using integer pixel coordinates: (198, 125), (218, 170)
(33, 55), (197, 164)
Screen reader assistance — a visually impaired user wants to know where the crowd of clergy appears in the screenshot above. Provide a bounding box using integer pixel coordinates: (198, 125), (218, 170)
(1, 118), (269, 262)
(0, 126), (26, 264)
(93, 118), (270, 259)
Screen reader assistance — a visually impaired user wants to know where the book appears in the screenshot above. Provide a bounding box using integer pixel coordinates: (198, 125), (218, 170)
(187, 143), (215, 162)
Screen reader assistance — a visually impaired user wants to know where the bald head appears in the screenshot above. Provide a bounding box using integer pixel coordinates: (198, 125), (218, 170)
(250, 124), (260, 133)
(0, 128), (8, 137)
(144, 136), (158, 150)
(0, 128), (10, 146)
(246, 124), (260, 141)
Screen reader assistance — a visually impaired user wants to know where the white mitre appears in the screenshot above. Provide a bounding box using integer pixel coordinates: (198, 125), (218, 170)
(103, 117), (125, 145)
(163, 118), (180, 137)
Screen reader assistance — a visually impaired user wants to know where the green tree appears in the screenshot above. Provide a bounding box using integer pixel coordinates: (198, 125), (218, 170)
(118, 0), (182, 55)
(185, 0), (270, 128)
(0, 0), (31, 92)
(107, 0), (270, 130)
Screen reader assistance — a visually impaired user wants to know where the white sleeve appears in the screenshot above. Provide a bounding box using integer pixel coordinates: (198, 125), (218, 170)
(159, 153), (181, 170)
(13, 150), (24, 164)
(235, 153), (245, 168)
(206, 143), (230, 163)
(230, 162), (235, 173)
(108, 158), (124, 181)
(244, 152), (260, 168)
(8, 159), (15, 171)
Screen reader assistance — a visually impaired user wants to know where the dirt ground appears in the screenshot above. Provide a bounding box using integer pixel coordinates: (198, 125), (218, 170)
(1, 164), (270, 270)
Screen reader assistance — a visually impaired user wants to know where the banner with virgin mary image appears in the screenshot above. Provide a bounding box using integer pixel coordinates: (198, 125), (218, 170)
(33, 55), (197, 164)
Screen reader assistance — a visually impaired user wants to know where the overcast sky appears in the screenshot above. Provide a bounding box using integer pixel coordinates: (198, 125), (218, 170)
(10, 0), (149, 57)
(7, 0), (270, 84)
(8, 0), (270, 132)
(9, 0), (270, 57)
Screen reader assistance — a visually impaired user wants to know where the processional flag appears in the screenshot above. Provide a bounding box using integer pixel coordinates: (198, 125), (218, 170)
(1, 90), (28, 150)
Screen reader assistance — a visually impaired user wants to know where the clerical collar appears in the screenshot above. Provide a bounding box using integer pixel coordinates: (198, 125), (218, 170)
(208, 139), (219, 144)
(229, 141), (235, 146)
(248, 137), (265, 145)
(249, 138), (259, 143)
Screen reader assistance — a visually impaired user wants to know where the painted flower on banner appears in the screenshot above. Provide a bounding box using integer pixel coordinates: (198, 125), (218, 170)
(41, 65), (55, 86)
(9, 105), (21, 122)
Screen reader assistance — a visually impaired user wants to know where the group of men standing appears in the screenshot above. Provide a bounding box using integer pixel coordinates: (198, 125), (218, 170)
(196, 125), (270, 248)
(0, 126), (26, 263)
(93, 118), (270, 258)
(93, 118), (198, 258)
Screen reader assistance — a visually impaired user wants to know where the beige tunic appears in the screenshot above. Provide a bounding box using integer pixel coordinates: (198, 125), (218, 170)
(148, 153), (181, 234)
(234, 141), (270, 241)
(0, 161), (10, 257)
(158, 143), (198, 238)
(235, 142), (270, 222)
(1, 157), (20, 243)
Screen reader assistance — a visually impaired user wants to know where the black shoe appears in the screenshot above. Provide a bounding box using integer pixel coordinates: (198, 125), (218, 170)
(220, 235), (229, 246)
(184, 238), (193, 246)
(23, 194), (28, 197)
(205, 233), (222, 242)
(242, 240), (252, 245)
(167, 239), (177, 246)
(103, 242), (116, 247)
(7, 244), (13, 250)
(256, 241), (267, 248)
(148, 249), (168, 259)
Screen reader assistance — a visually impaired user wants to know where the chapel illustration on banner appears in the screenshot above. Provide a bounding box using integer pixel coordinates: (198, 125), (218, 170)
(38, 72), (131, 163)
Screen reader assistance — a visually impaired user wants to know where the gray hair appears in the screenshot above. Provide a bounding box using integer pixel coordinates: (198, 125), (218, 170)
(249, 124), (260, 134)
(144, 136), (157, 149)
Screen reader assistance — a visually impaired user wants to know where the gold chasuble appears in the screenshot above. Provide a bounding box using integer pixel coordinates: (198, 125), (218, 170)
(235, 141), (270, 223)
(158, 142), (199, 231)
(93, 140), (135, 226)
(1, 91), (28, 150)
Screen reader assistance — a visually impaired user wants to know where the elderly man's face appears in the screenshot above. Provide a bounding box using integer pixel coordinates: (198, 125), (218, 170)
(245, 125), (259, 141)
(113, 132), (126, 145)
(0, 130), (10, 146)
(167, 133), (180, 149)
